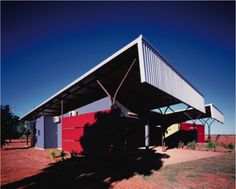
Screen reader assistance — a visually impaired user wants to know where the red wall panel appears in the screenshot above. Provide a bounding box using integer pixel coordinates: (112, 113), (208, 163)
(62, 109), (111, 153)
(180, 123), (195, 131)
(180, 123), (205, 143)
(196, 125), (205, 143)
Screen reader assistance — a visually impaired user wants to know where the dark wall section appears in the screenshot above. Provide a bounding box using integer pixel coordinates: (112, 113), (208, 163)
(44, 116), (58, 148)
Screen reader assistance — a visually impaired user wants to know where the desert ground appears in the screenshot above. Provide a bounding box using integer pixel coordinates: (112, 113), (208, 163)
(1, 136), (235, 189)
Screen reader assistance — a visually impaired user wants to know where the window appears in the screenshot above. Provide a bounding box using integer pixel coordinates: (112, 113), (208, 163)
(38, 130), (40, 136)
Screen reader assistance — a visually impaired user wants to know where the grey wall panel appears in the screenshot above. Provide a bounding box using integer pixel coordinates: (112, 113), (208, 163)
(64, 97), (111, 117)
(57, 122), (62, 148)
(141, 40), (205, 113)
(35, 116), (44, 148)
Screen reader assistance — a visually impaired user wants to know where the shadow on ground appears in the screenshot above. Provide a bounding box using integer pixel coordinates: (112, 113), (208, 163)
(3, 146), (31, 151)
(2, 149), (169, 189)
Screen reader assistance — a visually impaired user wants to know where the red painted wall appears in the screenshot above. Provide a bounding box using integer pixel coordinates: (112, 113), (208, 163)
(180, 122), (195, 131)
(196, 125), (205, 143)
(62, 109), (111, 153)
(180, 123), (205, 143)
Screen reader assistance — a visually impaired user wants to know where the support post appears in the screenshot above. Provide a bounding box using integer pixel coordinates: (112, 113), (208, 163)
(145, 121), (150, 150)
(60, 100), (64, 149)
(31, 117), (36, 147)
(60, 100), (64, 118)
(208, 125), (211, 141)
(161, 131), (167, 152)
(207, 119), (215, 141)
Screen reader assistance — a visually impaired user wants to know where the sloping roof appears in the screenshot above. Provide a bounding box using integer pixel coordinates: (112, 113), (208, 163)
(20, 35), (205, 121)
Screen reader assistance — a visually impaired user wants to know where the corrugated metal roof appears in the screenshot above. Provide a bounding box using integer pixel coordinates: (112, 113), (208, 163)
(140, 38), (205, 113)
(20, 35), (207, 121)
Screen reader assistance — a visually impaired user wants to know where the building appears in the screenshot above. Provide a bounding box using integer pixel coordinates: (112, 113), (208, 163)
(20, 35), (224, 153)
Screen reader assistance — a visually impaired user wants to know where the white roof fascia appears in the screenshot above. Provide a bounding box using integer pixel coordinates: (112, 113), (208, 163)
(209, 103), (224, 123)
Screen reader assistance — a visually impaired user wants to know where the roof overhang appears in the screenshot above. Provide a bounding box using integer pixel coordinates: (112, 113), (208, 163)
(20, 35), (205, 121)
(146, 104), (224, 126)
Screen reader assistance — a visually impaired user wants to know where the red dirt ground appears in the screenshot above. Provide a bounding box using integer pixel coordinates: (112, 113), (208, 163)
(1, 138), (235, 189)
(1, 140), (56, 186)
(205, 134), (235, 145)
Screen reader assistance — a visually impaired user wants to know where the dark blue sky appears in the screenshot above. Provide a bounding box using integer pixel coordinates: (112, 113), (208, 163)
(2, 1), (235, 134)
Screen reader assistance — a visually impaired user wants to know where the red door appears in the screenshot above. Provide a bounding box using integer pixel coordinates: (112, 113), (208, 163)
(62, 109), (110, 153)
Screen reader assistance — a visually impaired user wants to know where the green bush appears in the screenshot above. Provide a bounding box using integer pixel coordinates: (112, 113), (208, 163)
(207, 141), (216, 149)
(187, 141), (196, 149)
(227, 143), (234, 150)
(50, 150), (56, 159)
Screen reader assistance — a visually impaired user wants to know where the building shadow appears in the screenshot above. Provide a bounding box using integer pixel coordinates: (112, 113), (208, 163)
(2, 109), (170, 189)
(1, 149), (169, 189)
(165, 130), (198, 149)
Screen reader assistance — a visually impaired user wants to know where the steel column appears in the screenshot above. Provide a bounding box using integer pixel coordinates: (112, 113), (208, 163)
(145, 121), (150, 150)
(60, 100), (64, 117)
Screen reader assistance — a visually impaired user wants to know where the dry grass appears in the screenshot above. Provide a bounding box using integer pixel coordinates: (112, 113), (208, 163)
(113, 152), (235, 189)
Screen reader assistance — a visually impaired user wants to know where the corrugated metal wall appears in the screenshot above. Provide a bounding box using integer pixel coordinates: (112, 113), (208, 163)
(211, 105), (224, 123)
(141, 39), (205, 113)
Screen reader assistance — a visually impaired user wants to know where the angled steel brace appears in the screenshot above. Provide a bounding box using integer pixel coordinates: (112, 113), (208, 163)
(96, 58), (137, 107)
(112, 58), (137, 105)
(163, 106), (170, 114)
(168, 106), (176, 114)
(157, 108), (163, 114)
(198, 119), (205, 125)
(183, 106), (202, 125)
(96, 80), (113, 106)
(158, 105), (176, 115)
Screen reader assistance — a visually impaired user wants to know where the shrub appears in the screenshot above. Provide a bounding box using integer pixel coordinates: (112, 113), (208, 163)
(71, 150), (78, 158)
(216, 134), (221, 143)
(207, 141), (216, 149)
(60, 150), (67, 160)
(227, 143), (234, 150)
(178, 141), (184, 149)
(187, 141), (196, 149)
(50, 150), (56, 159)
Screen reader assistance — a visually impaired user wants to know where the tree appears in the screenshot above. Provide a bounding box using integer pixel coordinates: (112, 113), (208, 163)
(1, 105), (19, 147)
(18, 122), (27, 136)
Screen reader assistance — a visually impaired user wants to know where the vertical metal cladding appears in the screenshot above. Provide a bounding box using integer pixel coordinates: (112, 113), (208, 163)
(141, 40), (205, 113)
(211, 104), (224, 123)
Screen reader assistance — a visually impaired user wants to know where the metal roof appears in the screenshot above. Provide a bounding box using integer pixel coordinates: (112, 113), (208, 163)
(146, 104), (224, 127)
(20, 35), (206, 121)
